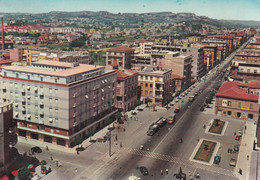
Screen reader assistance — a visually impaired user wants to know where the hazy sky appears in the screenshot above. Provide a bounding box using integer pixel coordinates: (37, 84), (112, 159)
(0, 0), (260, 21)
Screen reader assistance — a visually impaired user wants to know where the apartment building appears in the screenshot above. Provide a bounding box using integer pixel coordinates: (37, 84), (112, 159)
(9, 47), (89, 65)
(215, 81), (260, 121)
(203, 45), (217, 70)
(106, 46), (134, 69)
(139, 42), (153, 55)
(231, 48), (260, 82)
(0, 61), (117, 147)
(0, 99), (17, 168)
(115, 69), (138, 112)
(138, 67), (172, 106)
(151, 44), (204, 79)
(201, 38), (227, 59)
(9, 48), (24, 62)
(151, 51), (192, 87)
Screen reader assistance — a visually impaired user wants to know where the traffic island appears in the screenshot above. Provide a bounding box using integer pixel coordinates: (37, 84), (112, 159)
(190, 139), (220, 165)
(205, 119), (228, 136)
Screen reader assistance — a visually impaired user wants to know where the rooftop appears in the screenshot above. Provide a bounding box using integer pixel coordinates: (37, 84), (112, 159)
(216, 81), (258, 102)
(3, 60), (103, 77)
(107, 46), (134, 52)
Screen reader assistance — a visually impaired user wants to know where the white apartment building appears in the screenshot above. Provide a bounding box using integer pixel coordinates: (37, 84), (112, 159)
(0, 61), (117, 147)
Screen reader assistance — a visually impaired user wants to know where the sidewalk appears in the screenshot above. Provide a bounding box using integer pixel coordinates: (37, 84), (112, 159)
(235, 120), (256, 180)
(18, 124), (112, 154)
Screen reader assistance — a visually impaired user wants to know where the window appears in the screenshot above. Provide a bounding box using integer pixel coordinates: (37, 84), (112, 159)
(254, 70), (257, 74)
(250, 104), (253, 109)
(150, 77), (153, 80)
(238, 102), (241, 108)
(145, 83), (148, 87)
(145, 90), (148, 95)
(150, 84), (153, 88)
(150, 91), (152, 95)
(145, 76), (148, 80)
(227, 101), (231, 106)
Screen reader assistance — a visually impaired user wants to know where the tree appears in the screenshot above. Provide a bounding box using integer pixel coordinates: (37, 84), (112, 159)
(18, 167), (31, 180)
(215, 119), (220, 126)
(105, 118), (114, 125)
(73, 136), (83, 147)
(115, 112), (122, 120)
(145, 98), (151, 106)
(40, 160), (47, 166)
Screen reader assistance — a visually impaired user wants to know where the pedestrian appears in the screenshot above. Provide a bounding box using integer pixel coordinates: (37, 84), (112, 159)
(166, 169), (168, 174)
(245, 125), (247, 130)
(203, 124), (206, 129)
(50, 154), (53, 160)
(120, 142), (122, 148)
(239, 168), (242, 175)
(160, 170), (163, 176)
(115, 135), (117, 141)
(56, 161), (58, 167)
(46, 145), (49, 151)
(247, 155), (249, 160)
(234, 132), (236, 136)
(25, 136), (27, 141)
(75, 168), (78, 173)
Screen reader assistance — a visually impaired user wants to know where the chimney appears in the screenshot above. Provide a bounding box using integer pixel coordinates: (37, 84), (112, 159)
(1, 17), (4, 50)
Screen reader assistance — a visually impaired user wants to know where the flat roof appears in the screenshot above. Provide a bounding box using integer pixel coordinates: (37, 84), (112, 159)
(3, 62), (103, 77)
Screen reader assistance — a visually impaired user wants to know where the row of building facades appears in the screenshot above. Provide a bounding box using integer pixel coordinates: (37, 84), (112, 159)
(0, 29), (255, 172)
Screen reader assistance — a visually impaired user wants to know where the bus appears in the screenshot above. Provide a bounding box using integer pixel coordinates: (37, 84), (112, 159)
(147, 117), (167, 136)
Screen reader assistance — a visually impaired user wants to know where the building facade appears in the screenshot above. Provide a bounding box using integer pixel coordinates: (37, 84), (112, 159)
(106, 46), (134, 69)
(215, 81), (260, 121)
(115, 69), (138, 112)
(0, 61), (117, 147)
(138, 67), (172, 106)
(0, 99), (17, 168)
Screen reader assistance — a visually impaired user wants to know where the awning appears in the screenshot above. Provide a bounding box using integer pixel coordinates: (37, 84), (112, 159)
(27, 86), (30, 90)
(15, 112), (19, 116)
(85, 95), (88, 98)
(34, 87), (38, 91)
(49, 118), (53, 123)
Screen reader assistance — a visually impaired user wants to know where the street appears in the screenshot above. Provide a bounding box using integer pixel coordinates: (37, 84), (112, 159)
(14, 38), (252, 180)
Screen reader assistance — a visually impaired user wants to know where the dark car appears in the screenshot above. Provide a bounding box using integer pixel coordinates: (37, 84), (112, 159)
(131, 111), (137, 115)
(174, 107), (180, 113)
(140, 166), (149, 175)
(31, 146), (42, 153)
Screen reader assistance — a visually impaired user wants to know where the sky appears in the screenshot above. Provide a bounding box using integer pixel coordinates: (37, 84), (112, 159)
(0, 0), (260, 21)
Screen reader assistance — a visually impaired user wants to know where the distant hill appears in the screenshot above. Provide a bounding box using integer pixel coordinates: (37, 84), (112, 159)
(0, 11), (259, 28)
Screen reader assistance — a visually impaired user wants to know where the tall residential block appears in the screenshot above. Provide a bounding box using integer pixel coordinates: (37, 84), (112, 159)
(106, 46), (134, 69)
(0, 61), (117, 147)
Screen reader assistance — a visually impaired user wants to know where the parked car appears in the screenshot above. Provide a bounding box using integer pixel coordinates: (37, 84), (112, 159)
(140, 166), (149, 175)
(234, 144), (239, 152)
(235, 135), (240, 141)
(131, 111), (137, 115)
(31, 146), (42, 153)
(174, 107), (180, 113)
(214, 154), (221, 164)
(229, 158), (236, 167)
(237, 130), (243, 137)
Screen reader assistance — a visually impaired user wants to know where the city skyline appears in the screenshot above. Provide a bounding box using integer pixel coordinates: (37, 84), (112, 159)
(0, 0), (260, 21)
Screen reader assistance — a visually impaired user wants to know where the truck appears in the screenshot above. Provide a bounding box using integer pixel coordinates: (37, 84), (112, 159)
(188, 95), (195, 102)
